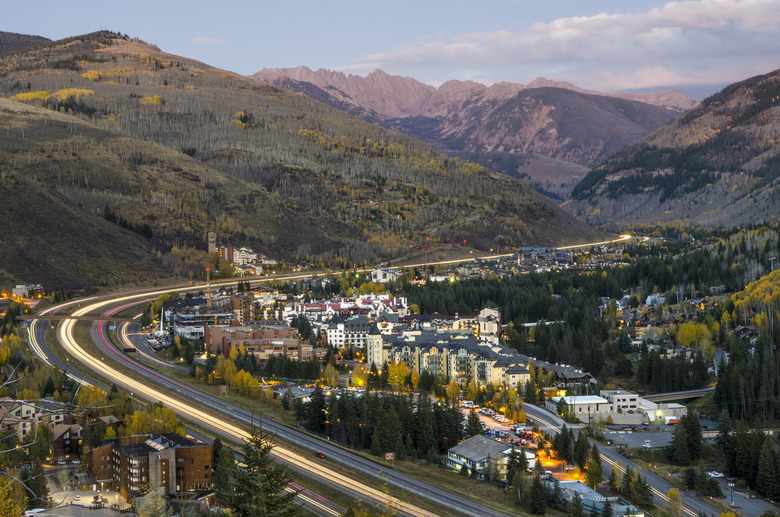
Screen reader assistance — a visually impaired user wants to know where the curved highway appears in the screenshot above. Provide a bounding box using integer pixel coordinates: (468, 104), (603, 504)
(33, 286), (516, 517)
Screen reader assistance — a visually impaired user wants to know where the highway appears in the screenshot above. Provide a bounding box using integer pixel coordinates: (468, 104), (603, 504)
(24, 233), (648, 516)
(31, 287), (516, 517)
(523, 404), (721, 517)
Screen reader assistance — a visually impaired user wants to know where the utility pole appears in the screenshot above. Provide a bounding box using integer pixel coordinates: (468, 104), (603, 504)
(206, 268), (212, 307)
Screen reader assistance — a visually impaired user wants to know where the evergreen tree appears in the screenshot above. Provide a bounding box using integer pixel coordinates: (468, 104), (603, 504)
(602, 501), (613, 517)
(667, 424), (691, 465)
(608, 462), (621, 492)
(757, 439), (780, 500)
(680, 414), (702, 460)
(683, 466), (698, 490)
(506, 444), (521, 482)
(570, 492), (585, 517)
(465, 409), (483, 437)
(550, 479), (564, 510)
(216, 426), (297, 517)
(529, 474), (546, 514)
(586, 443), (603, 488)
(573, 433), (590, 469)
(517, 446), (529, 475)
(303, 385), (327, 433)
(633, 473), (654, 508)
(620, 466), (634, 499)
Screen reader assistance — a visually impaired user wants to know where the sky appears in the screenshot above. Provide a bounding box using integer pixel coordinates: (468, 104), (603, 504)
(4, 0), (780, 99)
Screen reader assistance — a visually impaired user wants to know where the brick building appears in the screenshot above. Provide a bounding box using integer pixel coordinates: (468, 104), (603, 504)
(87, 434), (212, 501)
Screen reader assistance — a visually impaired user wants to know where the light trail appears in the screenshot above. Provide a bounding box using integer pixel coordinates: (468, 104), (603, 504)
(55, 292), (440, 517)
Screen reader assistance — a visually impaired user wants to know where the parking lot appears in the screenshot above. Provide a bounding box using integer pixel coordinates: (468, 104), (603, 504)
(605, 428), (672, 449)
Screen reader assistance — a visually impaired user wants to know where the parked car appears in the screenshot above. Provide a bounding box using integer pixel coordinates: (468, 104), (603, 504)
(313, 451), (326, 459)
(642, 442), (652, 449)
(707, 471), (724, 478)
(74, 495), (80, 501)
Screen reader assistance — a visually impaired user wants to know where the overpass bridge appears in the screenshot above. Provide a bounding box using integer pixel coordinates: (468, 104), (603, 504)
(643, 387), (715, 402)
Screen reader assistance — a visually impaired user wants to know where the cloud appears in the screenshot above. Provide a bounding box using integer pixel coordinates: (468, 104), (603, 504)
(193, 37), (226, 46)
(344, 0), (780, 91)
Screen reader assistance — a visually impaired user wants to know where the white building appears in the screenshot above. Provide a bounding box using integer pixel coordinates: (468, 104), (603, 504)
(546, 395), (610, 423)
(370, 268), (401, 284)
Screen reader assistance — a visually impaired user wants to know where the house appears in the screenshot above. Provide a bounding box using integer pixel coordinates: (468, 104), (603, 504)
(0, 398), (40, 438)
(370, 268), (401, 284)
(87, 433), (213, 501)
(447, 435), (510, 479)
(544, 480), (644, 517)
(51, 424), (82, 461)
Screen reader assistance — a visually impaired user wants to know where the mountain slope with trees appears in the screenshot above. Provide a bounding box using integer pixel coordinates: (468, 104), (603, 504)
(0, 31), (605, 291)
(252, 67), (688, 199)
(568, 69), (780, 226)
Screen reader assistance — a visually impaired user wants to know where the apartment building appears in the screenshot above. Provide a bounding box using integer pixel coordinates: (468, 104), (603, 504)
(87, 434), (212, 501)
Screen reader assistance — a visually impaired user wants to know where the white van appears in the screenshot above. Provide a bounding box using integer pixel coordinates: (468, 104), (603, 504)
(460, 400), (474, 408)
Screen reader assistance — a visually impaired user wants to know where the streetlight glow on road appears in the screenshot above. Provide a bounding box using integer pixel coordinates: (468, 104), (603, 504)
(44, 290), (438, 517)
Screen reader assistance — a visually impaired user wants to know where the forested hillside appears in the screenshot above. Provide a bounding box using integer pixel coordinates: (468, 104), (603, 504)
(0, 31), (50, 53)
(568, 69), (780, 226)
(0, 31), (605, 290)
(254, 67), (682, 200)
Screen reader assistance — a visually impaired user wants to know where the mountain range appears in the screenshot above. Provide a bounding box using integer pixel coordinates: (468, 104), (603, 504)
(252, 67), (696, 200)
(0, 31), (605, 292)
(568, 69), (780, 226)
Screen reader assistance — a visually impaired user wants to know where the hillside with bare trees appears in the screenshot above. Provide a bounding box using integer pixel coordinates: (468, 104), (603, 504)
(0, 31), (605, 290)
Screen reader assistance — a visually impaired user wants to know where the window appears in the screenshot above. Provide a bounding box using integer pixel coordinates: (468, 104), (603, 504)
(205, 465), (210, 470)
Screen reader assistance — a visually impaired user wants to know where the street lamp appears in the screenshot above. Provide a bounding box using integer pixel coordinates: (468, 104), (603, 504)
(728, 482), (735, 507)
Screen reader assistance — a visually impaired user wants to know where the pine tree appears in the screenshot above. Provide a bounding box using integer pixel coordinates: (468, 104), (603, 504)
(465, 409), (483, 437)
(574, 433), (590, 469)
(529, 474), (547, 514)
(217, 426), (297, 517)
(602, 501), (613, 517)
(757, 439), (780, 500)
(680, 414), (702, 460)
(570, 492), (585, 517)
(633, 473), (654, 508)
(667, 424), (691, 465)
(586, 447), (604, 488)
(620, 466), (633, 499)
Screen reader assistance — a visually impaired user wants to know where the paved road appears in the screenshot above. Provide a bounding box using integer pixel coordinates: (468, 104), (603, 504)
(32, 289), (517, 517)
(523, 404), (723, 517)
(28, 300), (344, 517)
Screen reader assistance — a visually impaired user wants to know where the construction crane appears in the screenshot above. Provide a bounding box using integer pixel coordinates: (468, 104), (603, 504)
(410, 238), (467, 281)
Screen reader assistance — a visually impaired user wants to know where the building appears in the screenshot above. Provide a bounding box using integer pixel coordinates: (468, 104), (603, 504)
(87, 434), (212, 501)
(366, 330), (531, 389)
(546, 395), (610, 423)
(446, 435), (510, 479)
(0, 398), (40, 438)
(11, 284), (44, 299)
(204, 323), (316, 363)
(326, 315), (374, 350)
(164, 299), (235, 341)
(600, 389), (639, 414)
(370, 268), (401, 284)
(544, 480), (644, 517)
(51, 424), (82, 461)
(207, 232), (216, 254)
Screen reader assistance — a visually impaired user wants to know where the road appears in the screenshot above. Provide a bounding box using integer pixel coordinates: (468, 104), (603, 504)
(522, 404), (723, 517)
(31, 287), (517, 517)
